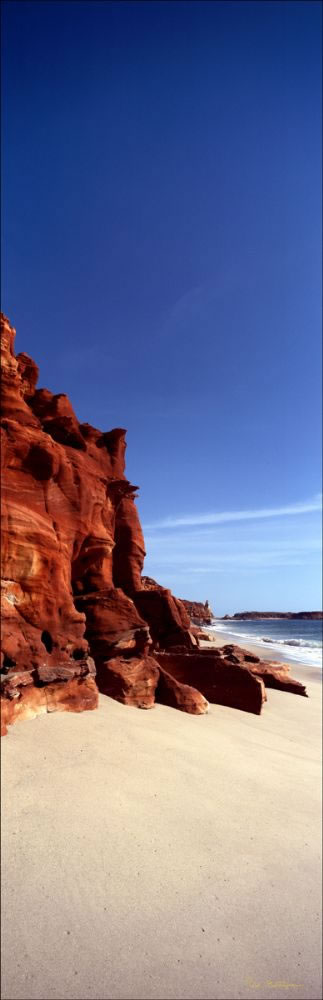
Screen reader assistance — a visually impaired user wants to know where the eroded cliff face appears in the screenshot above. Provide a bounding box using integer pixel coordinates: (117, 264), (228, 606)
(179, 599), (214, 626)
(0, 314), (307, 734)
(0, 313), (197, 732)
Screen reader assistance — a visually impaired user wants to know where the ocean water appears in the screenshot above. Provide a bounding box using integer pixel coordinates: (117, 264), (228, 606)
(209, 618), (323, 668)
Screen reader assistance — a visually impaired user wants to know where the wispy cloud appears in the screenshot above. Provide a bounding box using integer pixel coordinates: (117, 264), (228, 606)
(143, 495), (322, 531)
(159, 279), (221, 341)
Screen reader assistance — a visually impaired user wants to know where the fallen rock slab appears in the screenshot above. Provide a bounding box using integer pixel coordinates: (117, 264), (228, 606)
(218, 645), (307, 696)
(95, 655), (160, 708)
(156, 667), (209, 715)
(155, 651), (267, 715)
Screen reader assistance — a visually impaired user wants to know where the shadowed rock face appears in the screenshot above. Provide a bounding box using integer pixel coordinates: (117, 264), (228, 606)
(154, 645), (307, 715)
(1, 314), (307, 734)
(218, 645), (307, 695)
(154, 651), (267, 715)
(155, 668), (209, 715)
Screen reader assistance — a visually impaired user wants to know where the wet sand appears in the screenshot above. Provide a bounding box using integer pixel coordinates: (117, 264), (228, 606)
(1, 659), (321, 1000)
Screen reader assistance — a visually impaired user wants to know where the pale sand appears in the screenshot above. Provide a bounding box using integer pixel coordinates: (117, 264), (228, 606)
(1, 669), (322, 1000)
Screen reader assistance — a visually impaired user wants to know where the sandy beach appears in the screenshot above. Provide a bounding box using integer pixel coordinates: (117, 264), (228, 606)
(1, 651), (322, 1000)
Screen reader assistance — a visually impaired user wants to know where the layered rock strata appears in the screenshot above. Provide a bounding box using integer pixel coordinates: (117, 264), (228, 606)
(1, 314), (307, 734)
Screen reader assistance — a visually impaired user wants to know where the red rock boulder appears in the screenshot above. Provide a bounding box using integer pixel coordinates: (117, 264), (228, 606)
(96, 654), (160, 709)
(154, 650), (267, 715)
(155, 667), (209, 715)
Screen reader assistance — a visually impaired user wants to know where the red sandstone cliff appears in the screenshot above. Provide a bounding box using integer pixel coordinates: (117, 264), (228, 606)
(0, 314), (307, 734)
(180, 598), (214, 626)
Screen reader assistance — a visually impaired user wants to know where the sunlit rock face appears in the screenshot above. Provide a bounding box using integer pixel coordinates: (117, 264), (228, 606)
(0, 313), (306, 735)
(1, 312), (200, 733)
(0, 312), (151, 732)
(180, 598), (214, 626)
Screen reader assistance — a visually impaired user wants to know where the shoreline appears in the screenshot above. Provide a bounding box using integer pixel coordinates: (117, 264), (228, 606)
(199, 626), (322, 685)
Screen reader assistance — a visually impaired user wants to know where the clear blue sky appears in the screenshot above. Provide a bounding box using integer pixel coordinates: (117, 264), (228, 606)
(2, 0), (322, 614)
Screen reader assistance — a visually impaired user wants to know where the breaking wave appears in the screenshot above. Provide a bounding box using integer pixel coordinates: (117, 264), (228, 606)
(208, 620), (322, 668)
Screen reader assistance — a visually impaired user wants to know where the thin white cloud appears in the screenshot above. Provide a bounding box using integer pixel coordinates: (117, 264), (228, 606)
(143, 495), (322, 531)
(145, 552), (317, 571)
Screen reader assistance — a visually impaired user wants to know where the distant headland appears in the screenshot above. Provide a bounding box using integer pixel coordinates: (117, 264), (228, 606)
(222, 611), (323, 620)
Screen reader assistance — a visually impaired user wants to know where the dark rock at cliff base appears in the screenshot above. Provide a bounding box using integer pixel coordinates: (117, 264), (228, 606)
(156, 667), (209, 715)
(218, 645), (307, 696)
(154, 651), (266, 715)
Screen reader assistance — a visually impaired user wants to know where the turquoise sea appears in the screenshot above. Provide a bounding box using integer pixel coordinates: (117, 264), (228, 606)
(210, 618), (323, 668)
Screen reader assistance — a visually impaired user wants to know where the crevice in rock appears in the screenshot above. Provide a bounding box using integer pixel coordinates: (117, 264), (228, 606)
(3, 654), (16, 669)
(41, 630), (53, 654)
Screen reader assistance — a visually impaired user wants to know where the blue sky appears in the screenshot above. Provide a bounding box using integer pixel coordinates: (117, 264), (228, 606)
(2, 0), (322, 613)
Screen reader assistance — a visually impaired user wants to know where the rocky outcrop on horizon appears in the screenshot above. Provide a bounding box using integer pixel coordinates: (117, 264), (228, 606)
(222, 611), (322, 620)
(1, 314), (307, 734)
